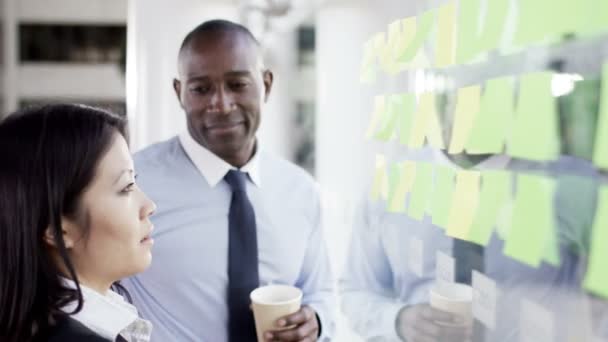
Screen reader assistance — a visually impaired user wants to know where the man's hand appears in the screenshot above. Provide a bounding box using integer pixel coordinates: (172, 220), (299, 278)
(396, 303), (472, 342)
(264, 305), (319, 341)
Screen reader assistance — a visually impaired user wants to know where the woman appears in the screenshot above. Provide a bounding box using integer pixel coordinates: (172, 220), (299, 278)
(0, 104), (156, 342)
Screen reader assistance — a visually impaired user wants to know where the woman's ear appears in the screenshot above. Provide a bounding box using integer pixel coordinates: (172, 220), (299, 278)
(44, 218), (78, 249)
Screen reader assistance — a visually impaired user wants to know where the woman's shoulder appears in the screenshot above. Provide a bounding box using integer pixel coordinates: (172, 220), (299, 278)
(44, 316), (112, 342)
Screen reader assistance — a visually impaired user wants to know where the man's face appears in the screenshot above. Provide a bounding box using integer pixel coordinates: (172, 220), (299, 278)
(174, 32), (273, 166)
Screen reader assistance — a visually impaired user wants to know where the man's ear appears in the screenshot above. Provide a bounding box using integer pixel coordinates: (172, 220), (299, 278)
(173, 78), (182, 104)
(44, 218), (78, 249)
(262, 70), (274, 102)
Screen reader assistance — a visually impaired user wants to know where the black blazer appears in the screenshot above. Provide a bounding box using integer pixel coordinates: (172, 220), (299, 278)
(42, 316), (126, 342)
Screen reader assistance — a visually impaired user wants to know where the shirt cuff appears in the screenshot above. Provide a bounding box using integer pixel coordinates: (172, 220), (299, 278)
(385, 301), (408, 341)
(307, 304), (332, 341)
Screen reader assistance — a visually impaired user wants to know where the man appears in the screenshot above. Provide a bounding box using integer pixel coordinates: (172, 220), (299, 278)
(340, 146), (605, 341)
(124, 20), (334, 342)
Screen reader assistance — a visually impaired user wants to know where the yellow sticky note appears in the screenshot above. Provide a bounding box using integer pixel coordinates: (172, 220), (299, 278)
(466, 77), (514, 154)
(449, 86), (481, 154)
(409, 93), (445, 149)
(467, 170), (512, 246)
(398, 10), (435, 64)
(375, 95), (400, 142)
(431, 166), (456, 229)
(435, 2), (457, 68)
(387, 161), (416, 213)
(384, 20), (403, 75)
(593, 63), (608, 170)
(503, 174), (557, 268)
(456, 0), (481, 64)
(513, 0), (553, 46)
(583, 186), (608, 299)
(508, 72), (560, 161)
(407, 162), (434, 221)
(398, 94), (416, 146)
(446, 170), (481, 240)
(478, 0), (510, 52)
(370, 154), (388, 201)
(365, 96), (386, 139)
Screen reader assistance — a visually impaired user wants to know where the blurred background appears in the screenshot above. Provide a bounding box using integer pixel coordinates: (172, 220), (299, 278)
(1, 0), (607, 341)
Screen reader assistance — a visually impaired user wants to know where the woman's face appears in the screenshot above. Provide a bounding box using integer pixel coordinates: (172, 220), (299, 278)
(65, 133), (156, 288)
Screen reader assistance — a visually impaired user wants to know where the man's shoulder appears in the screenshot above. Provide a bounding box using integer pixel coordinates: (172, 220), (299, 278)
(45, 316), (111, 342)
(262, 151), (316, 186)
(133, 136), (183, 168)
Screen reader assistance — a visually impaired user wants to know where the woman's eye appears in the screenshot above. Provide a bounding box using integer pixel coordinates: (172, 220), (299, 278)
(121, 182), (136, 194)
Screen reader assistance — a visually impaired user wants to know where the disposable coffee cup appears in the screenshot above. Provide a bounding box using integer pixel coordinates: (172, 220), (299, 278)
(250, 285), (302, 342)
(430, 282), (473, 326)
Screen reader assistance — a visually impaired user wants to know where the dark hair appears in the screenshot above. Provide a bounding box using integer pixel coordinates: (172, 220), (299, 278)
(179, 19), (260, 56)
(0, 104), (128, 341)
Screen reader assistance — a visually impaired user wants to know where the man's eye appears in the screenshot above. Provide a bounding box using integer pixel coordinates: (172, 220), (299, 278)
(229, 82), (248, 90)
(190, 86), (210, 94)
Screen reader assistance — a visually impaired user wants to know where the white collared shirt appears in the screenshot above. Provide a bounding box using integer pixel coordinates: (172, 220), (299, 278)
(61, 280), (152, 342)
(179, 131), (261, 187)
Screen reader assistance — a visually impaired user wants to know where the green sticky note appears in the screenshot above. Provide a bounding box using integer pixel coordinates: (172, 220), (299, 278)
(593, 63), (608, 170)
(365, 96), (386, 139)
(513, 0), (553, 46)
(583, 186), (608, 299)
(478, 0), (510, 52)
(550, 0), (584, 37)
(398, 10), (435, 64)
(436, 2), (457, 68)
(398, 94), (416, 145)
(456, 0), (481, 64)
(370, 154), (388, 201)
(386, 162), (401, 204)
(468, 170), (512, 246)
(579, 0), (608, 36)
(431, 166), (456, 229)
(375, 95), (400, 141)
(449, 86), (481, 154)
(407, 162), (433, 221)
(503, 174), (557, 268)
(360, 39), (377, 84)
(466, 77), (514, 154)
(387, 161), (416, 213)
(508, 72), (560, 161)
(446, 170), (481, 240)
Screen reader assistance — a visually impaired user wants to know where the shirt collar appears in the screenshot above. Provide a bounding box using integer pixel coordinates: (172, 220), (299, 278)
(61, 279), (151, 341)
(179, 132), (261, 188)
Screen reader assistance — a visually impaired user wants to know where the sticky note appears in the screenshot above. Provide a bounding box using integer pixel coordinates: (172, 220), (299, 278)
(436, 251), (455, 284)
(383, 20), (403, 74)
(397, 10), (435, 64)
(360, 39), (377, 84)
(583, 186), (608, 299)
(386, 162), (401, 205)
(593, 63), (608, 170)
(446, 170), (481, 240)
(467, 170), (512, 246)
(466, 77), (514, 154)
(513, 0), (553, 46)
(408, 237), (424, 277)
(472, 270), (497, 330)
(449, 86), (481, 154)
(579, 0), (608, 36)
(374, 95), (400, 141)
(387, 161), (416, 213)
(365, 96), (386, 139)
(456, 0), (481, 64)
(503, 174), (557, 268)
(398, 94), (416, 145)
(374, 32), (391, 73)
(435, 2), (457, 68)
(407, 162), (433, 221)
(430, 165), (456, 229)
(409, 93), (445, 149)
(508, 72), (560, 161)
(477, 0), (510, 52)
(370, 154), (388, 201)
(520, 299), (555, 342)
(550, 0), (584, 37)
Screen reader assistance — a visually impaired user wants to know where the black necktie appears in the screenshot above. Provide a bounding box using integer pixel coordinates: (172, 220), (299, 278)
(225, 170), (259, 342)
